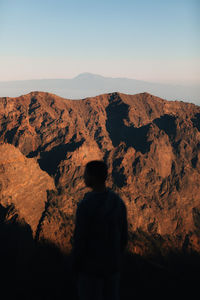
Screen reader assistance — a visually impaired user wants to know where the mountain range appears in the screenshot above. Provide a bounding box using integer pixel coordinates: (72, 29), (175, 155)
(0, 91), (200, 257)
(0, 73), (199, 105)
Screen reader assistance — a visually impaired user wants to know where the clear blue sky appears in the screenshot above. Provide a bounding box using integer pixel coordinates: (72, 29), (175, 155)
(0, 0), (199, 84)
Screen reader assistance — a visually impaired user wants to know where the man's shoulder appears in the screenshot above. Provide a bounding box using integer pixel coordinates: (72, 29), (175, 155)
(108, 189), (121, 199)
(77, 192), (94, 209)
(82, 192), (94, 203)
(78, 189), (125, 207)
(107, 189), (125, 204)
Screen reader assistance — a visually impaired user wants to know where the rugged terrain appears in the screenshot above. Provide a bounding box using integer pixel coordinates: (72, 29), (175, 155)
(0, 91), (200, 255)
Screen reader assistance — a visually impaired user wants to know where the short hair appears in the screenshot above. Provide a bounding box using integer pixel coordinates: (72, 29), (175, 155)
(85, 160), (108, 183)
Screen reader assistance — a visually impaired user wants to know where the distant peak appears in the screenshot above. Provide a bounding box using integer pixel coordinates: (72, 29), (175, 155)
(74, 73), (105, 80)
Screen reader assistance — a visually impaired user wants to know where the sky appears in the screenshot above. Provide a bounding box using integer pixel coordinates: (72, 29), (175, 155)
(0, 0), (199, 84)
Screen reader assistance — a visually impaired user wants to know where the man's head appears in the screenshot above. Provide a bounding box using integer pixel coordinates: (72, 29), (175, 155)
(84, 160), (108, 188)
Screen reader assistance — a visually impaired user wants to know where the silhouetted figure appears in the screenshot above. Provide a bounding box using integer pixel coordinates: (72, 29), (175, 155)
(72, 160), (128, 300)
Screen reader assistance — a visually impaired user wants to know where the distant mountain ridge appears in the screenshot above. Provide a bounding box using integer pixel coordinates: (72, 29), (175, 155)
(0, 72), (199, 105)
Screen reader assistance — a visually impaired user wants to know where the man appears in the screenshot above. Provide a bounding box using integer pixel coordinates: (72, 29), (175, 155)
(72, 160), (128, 300)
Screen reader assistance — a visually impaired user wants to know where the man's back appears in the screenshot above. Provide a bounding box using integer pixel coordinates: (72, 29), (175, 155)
(73, 189), (128, 277)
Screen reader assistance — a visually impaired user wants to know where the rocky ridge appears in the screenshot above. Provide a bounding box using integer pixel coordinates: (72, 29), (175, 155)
(0, 91), (200, 255)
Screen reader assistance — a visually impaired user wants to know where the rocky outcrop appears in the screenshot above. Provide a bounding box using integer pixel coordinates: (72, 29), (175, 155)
(0, 91), (200, 255)
(0, 143), (55, 235)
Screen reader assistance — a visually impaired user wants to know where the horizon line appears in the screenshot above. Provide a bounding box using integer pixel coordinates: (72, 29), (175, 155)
(0, 73), (199, 87)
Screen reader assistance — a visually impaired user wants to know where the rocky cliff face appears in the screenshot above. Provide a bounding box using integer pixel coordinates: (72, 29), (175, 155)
(0, 143), (55, 235)
(0, 91), (200, 255)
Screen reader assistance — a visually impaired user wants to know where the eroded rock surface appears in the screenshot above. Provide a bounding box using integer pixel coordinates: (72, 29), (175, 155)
(0, 91), (200, 255)
(0, 143), (55, 235)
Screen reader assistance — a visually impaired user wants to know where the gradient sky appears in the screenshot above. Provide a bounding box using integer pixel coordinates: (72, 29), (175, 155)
(0, 0), (199, 84)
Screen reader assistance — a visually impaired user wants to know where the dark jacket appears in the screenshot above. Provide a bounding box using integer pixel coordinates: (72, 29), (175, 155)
(72, 189), (128, 277)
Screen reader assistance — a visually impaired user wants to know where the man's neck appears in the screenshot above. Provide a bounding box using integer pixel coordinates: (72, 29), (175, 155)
(92, 184), (106, 193)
